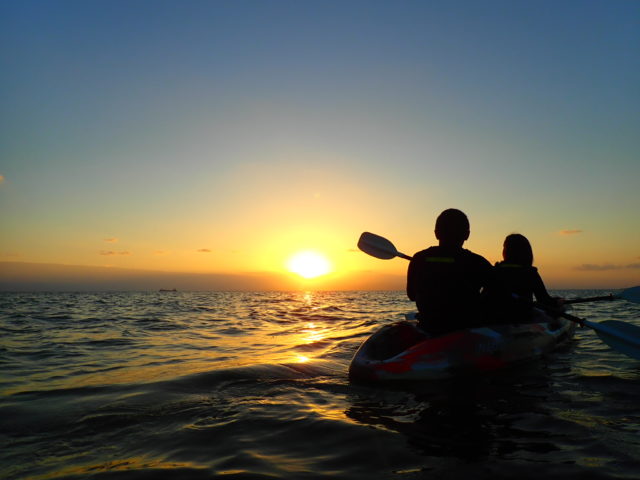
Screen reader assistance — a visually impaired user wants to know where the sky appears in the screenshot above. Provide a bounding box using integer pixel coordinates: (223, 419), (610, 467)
(1, 0), (639, 290)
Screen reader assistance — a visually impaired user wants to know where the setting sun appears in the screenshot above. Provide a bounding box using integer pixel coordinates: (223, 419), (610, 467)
(287, 251), (332, 279)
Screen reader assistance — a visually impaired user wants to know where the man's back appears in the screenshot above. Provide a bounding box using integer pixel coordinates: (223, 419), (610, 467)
(407, 245), (491, 335)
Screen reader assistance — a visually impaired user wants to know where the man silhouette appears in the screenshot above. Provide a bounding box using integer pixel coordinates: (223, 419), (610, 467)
(407, 208), (491, 335)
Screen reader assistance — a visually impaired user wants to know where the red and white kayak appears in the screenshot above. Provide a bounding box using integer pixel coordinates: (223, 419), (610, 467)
(348, 308), (576, 382)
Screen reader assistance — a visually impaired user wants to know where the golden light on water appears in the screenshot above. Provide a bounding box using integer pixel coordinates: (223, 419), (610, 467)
(286, 251), (332, 279)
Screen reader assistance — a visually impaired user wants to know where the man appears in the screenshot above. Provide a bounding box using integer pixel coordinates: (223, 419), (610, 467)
(407, 208), (491, 335)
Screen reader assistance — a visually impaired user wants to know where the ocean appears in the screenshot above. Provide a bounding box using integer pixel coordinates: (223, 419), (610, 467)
(1, 290), (639, 480)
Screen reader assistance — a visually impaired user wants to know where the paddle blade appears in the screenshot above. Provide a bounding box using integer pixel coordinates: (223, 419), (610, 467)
(619, 286), (640, 304)
(358, 232), (402, 260)
(585, 320), (640, 360)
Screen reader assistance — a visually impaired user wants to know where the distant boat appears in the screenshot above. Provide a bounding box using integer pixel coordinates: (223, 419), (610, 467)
(159, 288), (177, 292)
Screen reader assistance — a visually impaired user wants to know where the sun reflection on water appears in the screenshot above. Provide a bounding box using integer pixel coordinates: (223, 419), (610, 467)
(302, 322), (325, 343)
(302, 291), (313, 305)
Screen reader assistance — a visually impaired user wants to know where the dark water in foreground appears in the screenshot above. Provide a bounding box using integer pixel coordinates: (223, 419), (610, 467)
(1, 290), (639, 480)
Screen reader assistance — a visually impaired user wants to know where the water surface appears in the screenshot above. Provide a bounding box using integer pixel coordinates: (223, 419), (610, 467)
(1, 290), (639, 479)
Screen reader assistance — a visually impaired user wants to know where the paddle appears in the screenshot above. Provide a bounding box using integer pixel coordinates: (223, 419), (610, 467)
(358, 231), (640, 361)
(357, 232), (412, 260)
(535, 306), (640, 361)
(564, 286), (640, 305)
(548, 286), (640, 360)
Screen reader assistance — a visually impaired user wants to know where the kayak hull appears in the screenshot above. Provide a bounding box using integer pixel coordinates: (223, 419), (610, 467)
(349, 309), (576, 382)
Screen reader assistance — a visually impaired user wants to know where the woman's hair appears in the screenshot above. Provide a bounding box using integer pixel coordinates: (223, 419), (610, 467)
(503, 233), (533, 266)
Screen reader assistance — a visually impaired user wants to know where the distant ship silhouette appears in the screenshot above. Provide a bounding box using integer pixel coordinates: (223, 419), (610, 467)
(159, 288), (177, 292)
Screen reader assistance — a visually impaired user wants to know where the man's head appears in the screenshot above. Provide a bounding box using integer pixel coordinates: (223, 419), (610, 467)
(435, 208), (470, 247)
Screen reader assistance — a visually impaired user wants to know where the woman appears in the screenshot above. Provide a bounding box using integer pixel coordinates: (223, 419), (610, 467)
(484, 234), (561, 323)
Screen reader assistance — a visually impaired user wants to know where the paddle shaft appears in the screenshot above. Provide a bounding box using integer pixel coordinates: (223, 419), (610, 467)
(564, 294), (616, 305)
(562, 286), (640, 305)
(558, 311), (585, 326)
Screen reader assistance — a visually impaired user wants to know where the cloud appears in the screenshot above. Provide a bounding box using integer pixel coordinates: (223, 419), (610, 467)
(154, 250), (169, 255)
(559, 229), (583, 236)
(197, 249), (212, 253)
(99, 250), (131, 256)
(104, 237), (119, 243)
(576, 263), (640, 271)
(576, 264), (618, 271)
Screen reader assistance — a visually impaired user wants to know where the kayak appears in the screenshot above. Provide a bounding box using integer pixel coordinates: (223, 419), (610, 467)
(348, 308), (576, 382)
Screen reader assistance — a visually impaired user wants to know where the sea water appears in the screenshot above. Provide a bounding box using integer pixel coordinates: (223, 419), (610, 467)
(1, 290), (639, 480)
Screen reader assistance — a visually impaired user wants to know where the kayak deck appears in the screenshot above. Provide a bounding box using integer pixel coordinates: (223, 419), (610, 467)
(349, 309), (576, 382)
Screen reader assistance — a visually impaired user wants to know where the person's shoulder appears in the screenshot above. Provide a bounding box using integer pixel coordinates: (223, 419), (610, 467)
(495, 262), (538, 274)
(413, 246), (439, 258)
(462, 248), (491, 266)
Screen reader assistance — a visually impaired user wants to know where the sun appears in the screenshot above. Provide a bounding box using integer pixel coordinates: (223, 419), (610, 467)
(286, 251), (332, 279)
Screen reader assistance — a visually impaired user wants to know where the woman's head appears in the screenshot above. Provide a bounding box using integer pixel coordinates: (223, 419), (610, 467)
(503, 233), (533, 266)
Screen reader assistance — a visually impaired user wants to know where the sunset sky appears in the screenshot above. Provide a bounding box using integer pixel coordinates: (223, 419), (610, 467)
(1, 0), (639, 290)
